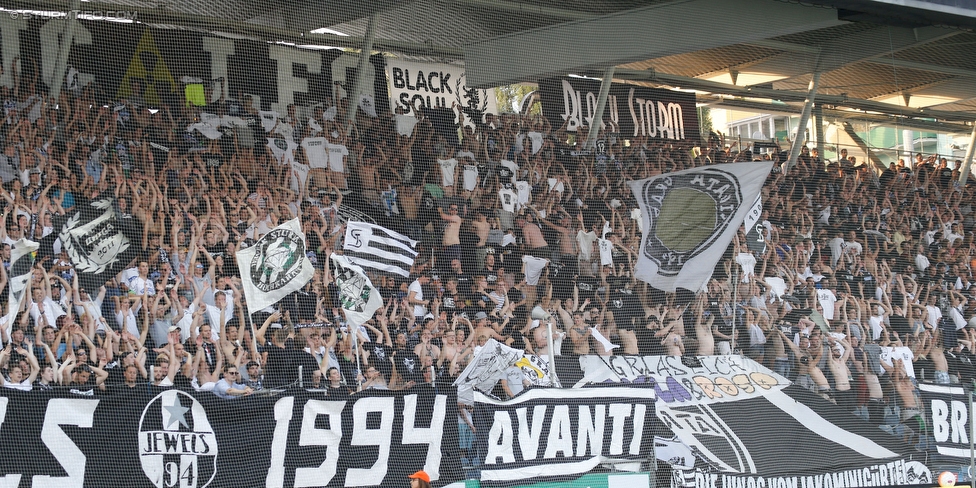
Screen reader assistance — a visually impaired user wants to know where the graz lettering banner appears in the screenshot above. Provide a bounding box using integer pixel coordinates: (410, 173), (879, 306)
(918, 383), (971, 460)
(473, 386), (659, 487)
(0, 18), (389, 114)
(538, 77), (699, 144)
(563, 356), (924, 485)
(0, 386), (461, 488)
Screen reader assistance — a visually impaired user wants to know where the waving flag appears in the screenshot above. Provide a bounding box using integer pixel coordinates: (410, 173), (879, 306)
(330, 253), (383, 327)
(629, 162), (772, 292)
(343, 221), (418, 277)
(236, 219), (314, 314)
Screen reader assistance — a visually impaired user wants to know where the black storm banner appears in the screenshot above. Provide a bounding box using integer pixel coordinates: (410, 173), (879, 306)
(538, 77), (700, 144)
(0, 386), (461, 488)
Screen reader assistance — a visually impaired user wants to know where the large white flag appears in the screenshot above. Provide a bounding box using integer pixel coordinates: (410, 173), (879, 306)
(454, 338), (525, 403)
(629, 162), (772, 292)
(3, 239), (37, 336)
(236, 218), (315, 315)
(329, 253), (383, 327)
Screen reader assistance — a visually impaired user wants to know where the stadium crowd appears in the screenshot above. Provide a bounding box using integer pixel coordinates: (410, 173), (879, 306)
(0, 60), (974, 447)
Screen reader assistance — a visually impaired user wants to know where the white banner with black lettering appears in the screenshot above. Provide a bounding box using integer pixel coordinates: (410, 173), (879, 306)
(386, 59), (498, 128)
(473, 386), (657, 486)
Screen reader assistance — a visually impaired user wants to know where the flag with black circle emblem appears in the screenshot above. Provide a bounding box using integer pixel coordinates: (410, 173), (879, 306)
(330, 253), (383, 327)
(629, 162), (772, 293)
(236, 218), (315, 314)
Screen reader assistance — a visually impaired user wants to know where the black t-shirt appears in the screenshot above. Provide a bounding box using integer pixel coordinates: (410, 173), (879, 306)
(609, 287), (640, 330)
(441, 292), (463, 315)
(393, 350), (423, 384)
(940, 167), (954, 187)
(264, 346), (294, 388)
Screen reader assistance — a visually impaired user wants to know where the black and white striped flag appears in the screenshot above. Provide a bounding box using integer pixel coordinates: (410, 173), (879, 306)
(343, 221), (418, 277)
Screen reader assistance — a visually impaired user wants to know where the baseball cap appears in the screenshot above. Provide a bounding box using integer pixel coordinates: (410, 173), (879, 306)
(475, 311), (488, 320)
(168, 325), (181, 333)
(408, 471), (431, 483)
(29, 167), (41, 175)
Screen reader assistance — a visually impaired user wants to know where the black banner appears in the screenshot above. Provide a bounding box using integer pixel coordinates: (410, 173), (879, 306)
(49, 198), (143, 291)
(1, 19), (389, 114)
(538, 78), (699, 144)
(0, 386), (460, 487)
(473, 386), (659, 487)
(918, 383), (972, 460)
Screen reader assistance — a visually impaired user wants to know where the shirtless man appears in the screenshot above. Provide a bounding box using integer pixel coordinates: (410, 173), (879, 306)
(414, 329), (441, 364)
(694, 298), (715, 356)
(663, 326), (684, 357)
(825, 336), (855, 410)
(568, 311), (592, 355)
(438, 203), (463, 264)
(540, 214), (577, 266)
(472, 211), (491, 269)
(927, 329), (950, 385)
(518, 213), (549, 258)
(892, 358), (923, 441)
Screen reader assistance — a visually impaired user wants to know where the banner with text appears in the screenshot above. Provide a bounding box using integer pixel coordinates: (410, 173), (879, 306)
(573, 355), (788, 405)
(918, 383), (972, 460)
(0, 18), (389, 114)
(473, 386), (659, 487)
(538, 78), (699, 144)
(386, 59), (498, 124)
(0, 386), (460, 488)
(673, 459), (932, 488)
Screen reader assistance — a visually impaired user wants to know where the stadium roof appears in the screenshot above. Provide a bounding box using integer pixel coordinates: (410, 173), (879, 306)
(8, 0), (976, 132)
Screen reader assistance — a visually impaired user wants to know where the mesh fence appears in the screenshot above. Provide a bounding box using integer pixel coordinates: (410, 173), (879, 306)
(0, 3), (970, 488)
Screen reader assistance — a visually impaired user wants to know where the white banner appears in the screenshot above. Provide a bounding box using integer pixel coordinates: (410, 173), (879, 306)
(386, 59), (498, 125)
(574, 355), (788, 405)
(4, 238), (38, 335)
(235, 219), (314, 314)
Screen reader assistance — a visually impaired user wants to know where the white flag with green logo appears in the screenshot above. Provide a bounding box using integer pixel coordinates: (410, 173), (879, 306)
(629, 162), (773, 292)
(330, 253), (383, 327)
(236, 218), (314, 314)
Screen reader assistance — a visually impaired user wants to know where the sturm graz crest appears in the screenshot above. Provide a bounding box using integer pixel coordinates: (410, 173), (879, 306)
(335, 263), (372, 313)
(139, 390), (218, 488)
(250, 228), (305, 293)
(640, 168), (743, 275)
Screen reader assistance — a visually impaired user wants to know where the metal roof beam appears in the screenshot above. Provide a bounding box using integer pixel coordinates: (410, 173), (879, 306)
(866, 56), (976, 78)
(463, 0), (843, 88)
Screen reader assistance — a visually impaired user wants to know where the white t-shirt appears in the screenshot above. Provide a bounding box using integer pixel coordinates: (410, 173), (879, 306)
(290, 161), (310, 193)
(499, 160), (519, 183)
(408, 280), (426, 317)
(116, 308), (140, 337)
(514, 181), (531, 208)
(438, 158), (458, 187)
(462, 165), (479, 191)
(522, 255), (549, 286)
(3, 379), (31, 391)
(577, 231), (598, 261)
(735, 253), (757, 283)
(816, 288), (837, 321)
(327, 143), (348, 173)
(259, 111), (280, 132)
(527, 132), (544, 154)
(267, 138), (298, 165)
(950, 305), (967, 330)
(881, 346), (916, 378)
(394, 114), (419, 137)
(302, 137), (329, 169)
(498, 189), (517, 213)
(30, 297), (67, 330)
(926, 305), (943, 329)
(204, 302), (231, 341)
(598, 238), (614, 266)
